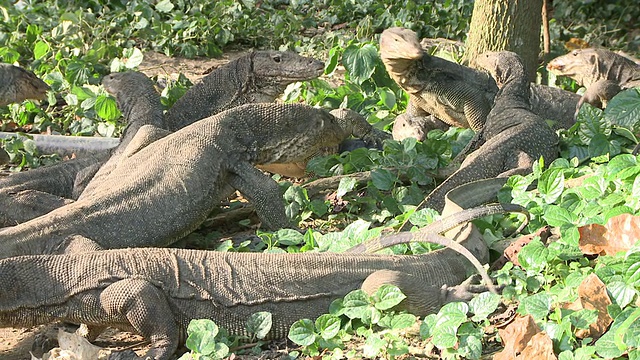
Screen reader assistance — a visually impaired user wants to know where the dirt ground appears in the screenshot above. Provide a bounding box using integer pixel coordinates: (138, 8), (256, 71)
(0, 50), (297, 360)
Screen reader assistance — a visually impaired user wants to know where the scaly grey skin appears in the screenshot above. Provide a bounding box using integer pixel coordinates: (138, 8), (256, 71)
(384, 27), (579, 142)
(77, 71), (166, 199)
(0, 52), (327, 225)
(164, 50), (325, 131)
(0, 72), (163, 226)
(0, 103), (391, 259)
(417, 51), (559, 214)
(0, 178), (506, 360)
(547, 48), (640, 117)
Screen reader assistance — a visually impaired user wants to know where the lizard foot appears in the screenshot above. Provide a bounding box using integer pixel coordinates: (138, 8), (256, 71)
(443, 274), (502, 303)
(32, 332), (58, 358)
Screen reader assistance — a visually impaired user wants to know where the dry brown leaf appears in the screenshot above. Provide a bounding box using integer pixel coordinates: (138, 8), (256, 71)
(493, 315), (541, 360)
(516, 332), (557, 360)
(576, 273), (613, 338)
(564, 38), (590, 50)
(578, 213), (640, 255)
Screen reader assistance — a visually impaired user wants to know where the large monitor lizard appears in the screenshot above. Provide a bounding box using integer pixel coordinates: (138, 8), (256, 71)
(547, 47), (640, 117)
(0, 178), (521, 360)
(381, 27), (580, 142)
(0, 103), (389, 259)
(0, 51), (326, 225)
(416, 51), (559, 214)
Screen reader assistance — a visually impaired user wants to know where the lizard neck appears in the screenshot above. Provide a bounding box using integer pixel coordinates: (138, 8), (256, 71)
(118, 89), (164, 148)
(382, 57), (425, 94)
(494, 65), (531, 110)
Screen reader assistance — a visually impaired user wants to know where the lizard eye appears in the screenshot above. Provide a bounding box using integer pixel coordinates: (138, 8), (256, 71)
(572, 50), (579, 56)
(272, 55), (281, 63)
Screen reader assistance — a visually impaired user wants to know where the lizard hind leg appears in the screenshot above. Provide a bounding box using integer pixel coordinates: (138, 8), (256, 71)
(100, 278), (179, 360)
(361, 269), (450, 316)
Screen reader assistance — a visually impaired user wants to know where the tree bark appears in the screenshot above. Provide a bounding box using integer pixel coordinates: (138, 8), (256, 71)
(464, 0), (544, 82)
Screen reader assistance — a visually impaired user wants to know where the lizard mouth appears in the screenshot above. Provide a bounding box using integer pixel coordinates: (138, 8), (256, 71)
(546, 63), (564, 71)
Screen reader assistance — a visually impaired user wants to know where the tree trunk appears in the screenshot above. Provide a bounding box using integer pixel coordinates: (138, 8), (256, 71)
(464, 0), (543, 82)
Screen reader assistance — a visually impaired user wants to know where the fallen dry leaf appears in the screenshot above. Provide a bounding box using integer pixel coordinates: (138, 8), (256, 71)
(516, 332), (557, 360)
(578, 213), (640, 255)
(561, 273), (613, 339)
(493, 315), (541, 360)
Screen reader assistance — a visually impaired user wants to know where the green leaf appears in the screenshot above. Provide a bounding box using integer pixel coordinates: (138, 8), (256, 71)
(26, 24), (41, 43)
(342, 290), (370, 319)
(363, 333), (386, 357)
(519, 293), (552, 320)
(288, 319), (317, 346)
(578, 175), (606, 200)
(155, 0), (175, 12)
(577, 103), (609, 143)
(607, 280), (636, 308)
(325, 46), (340, 74)
(95, 95), (121, 121)
(432, 331), (459, 349)
(245, 311), (272, 339)
(185, 319), (219, 355)
(370, 168), (396, 190)
(388, 313), (417, 329)
(469, 292), (501, 322)
(373, 284), (406, 310)
(315, 314), (341, 340)
(420, 314), (437, 339)
(123, 48), (144, 69)
(459, 334), (483, 359)
(614, 307), (640, 349)
(377, 87), (396, 109)
(22, 139), (37, 155)
(33, 41), (49, 59)
(336, 176), (357, 198)
(518, 238), (549, 272)
(71, 86), (96, 101)
(538, 167), (565, 203)
(342, 43), (379, 85)
(588, 133), (612, 157)
(274, 228), (304, 246)
(568, 309), (599, 329)
(605, 88), (640, 130)
(543, 205), (577, 227)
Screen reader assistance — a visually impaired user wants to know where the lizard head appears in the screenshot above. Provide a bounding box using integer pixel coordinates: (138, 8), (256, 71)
(546, 49), (598, 83)
(251, 50), (324, 87)
(0, 64), (50, 106)
(102, 71), (157, 98)
(379, 27), (424, 61)
(547, 48), (637, 87)
(475, 51), (525, 88)
(245, 103), (346, 165)
(101, 71), (164, 129)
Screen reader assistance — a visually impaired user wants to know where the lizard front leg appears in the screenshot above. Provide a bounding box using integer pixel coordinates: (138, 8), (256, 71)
(227, 161), (292, 230)
(100, 278), (179, 360)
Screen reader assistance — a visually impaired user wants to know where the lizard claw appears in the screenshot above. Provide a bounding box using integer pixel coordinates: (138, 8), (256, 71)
(443, 274), (502, 302)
